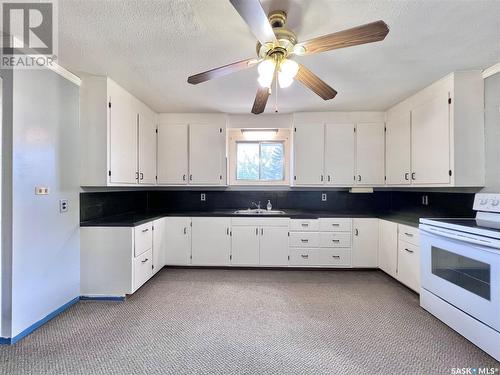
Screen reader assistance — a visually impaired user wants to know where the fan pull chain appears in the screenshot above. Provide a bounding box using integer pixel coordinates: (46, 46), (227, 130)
(274, 69), (279, 113)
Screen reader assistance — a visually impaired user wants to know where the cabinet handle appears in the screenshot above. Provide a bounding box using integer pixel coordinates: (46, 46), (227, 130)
(301, 223), (309, 227)
(411, 172), (416, 181)
(189, 175), (193, 181)
(141, 258), (148, 263)
(405, 248), (414, 254)
(332, 239), (340, 243)
(140, 172), (144, 180)
(320, 175), (324, 182)
(327, 175), (331, 182)
(301, 254), (309, 259)
(301, 239), (309, 243)
(183, 174), (186, 181)
(183, 227), (187, 235)
(331, 223), (340, 227)
(357, 175), (361, 182)
(226, 228), (229, 235)
(404, 173), (409, 181)
(136, 172), (139, 180)
(256, 228), (259, 235)
(404, 232), (414, 237)
(332, 255), (340, 259)
(261, 228), (264, 236)
(141, 228), (149, 233)
(354, 228), (359, 236)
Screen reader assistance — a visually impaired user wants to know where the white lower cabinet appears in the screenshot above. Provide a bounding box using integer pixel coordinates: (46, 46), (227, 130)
(165, 217), (192, 265)
(352, 218), (379, 267)
(231, 218), (290, 266)
(191, 217), (231, 265)
(133, 249), (153, 291)
(396, 224), (420, 292)
(152, 218), (166, 275)
(378, 220), (398, 277)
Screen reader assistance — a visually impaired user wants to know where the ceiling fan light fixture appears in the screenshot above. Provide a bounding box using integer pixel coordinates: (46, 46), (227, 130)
(257, 58), (276, 88)
(280, 59), (299, 78)
(278, 73), (294, 88)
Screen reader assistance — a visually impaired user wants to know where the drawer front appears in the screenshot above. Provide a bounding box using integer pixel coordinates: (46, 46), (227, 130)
(318, 248), (351, 266)
(398, 224), (420, 246)
(133, 249), (153, 292)
(397, 240), (420, 292)
(319, 218), (352, 232)
(289, 248), (319, 266)
(290, 219), (319, 232)
(289, 232), (320, 247)
(319, 232), (351, 248)
(134, 222), (153, 257)
(231, 217), (290, 227)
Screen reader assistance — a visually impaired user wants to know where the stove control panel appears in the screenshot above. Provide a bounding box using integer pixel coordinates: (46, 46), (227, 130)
(473, 193), (500, 213)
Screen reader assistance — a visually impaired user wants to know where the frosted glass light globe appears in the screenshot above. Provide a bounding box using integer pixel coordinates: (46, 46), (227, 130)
(258, 59), (276, 77)
(278, 73), (294, 88)
(280, 59), (299, 78)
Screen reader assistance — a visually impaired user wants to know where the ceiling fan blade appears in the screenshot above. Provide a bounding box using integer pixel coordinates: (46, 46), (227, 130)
(188, 58), (259, 84)
(230, 0), (277, 45)
(294, 20), (389, 56)
(295, 64), (337, 100)
(251, 86), (271, 114)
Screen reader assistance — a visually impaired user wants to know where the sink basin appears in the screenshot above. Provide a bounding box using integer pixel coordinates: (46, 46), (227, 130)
(233, 209), (286, 215)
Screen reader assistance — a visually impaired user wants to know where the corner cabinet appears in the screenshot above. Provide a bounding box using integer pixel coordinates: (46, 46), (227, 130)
(157, 123), (227, 186)
(80, 75), (157, 187)
(385, 71), (484, 187)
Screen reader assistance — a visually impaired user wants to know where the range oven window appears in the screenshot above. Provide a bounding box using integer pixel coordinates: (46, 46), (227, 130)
(431, 246), (491, 300)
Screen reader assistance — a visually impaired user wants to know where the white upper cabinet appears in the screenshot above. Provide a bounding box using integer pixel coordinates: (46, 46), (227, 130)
(386, 71), (484, 187)
(138, 112), (157, 184)
(157, 124), (189, 185)
(385, 112), (411, 185)
(355, 123), (385, 185)
(189, 124), (226, 185)
(324, 124), (355, 186)
(293, 123), (324, 185)
(80, 76), (157, 186)
(108, 79), (137, 184)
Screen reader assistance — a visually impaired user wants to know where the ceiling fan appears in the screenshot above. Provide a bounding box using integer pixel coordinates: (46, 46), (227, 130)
(187, 0), (389, 114)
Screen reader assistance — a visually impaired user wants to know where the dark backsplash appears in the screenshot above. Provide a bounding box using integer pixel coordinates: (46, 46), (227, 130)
(80, 189), (476, 222)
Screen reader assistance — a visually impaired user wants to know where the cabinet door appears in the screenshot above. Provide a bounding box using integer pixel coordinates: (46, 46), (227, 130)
(378, 220), (398, 277)
(324, 124), (355, 185)
(152, 218), (166, 275)
(191, 217), (231, 265)
(164, 217), (192, 265)
(108, 81), (137, 184)
(231, 226), (260, 265)
(138, 113), (157, 184)
(397, 240), (420, 292)
(260, 226), (289, 266)
(189, 124), (225, 185)
(411, 95), (451, 184)
(355, 123), (385, 185)
(352, 218), (379, 267)
(386, 112), (411, 185)
(293, 123), (324, 185)
(157, 124), (189, 185)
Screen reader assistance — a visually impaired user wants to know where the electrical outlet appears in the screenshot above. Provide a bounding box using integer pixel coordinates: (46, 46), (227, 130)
(321, 193), (327, 202)
(35, 187), (49, 195)
(59, 199), (69, 213)
(422, 195), (429, 206)
(200, 193), (206, 202)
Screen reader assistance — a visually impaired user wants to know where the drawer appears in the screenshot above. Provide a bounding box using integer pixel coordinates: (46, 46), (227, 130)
(289, 232), (320, 247)
(317, 248), (351, 267)
(398, 224), (420, 246)
(319, 232), (351, 248)
(397, 240), (420, 292)
(289, 248), (319, 266)
(134, 222), (153, 257)
(290, 219), (319, 232)
(319, 218), (352, 232)
(133, 249), (153, 292)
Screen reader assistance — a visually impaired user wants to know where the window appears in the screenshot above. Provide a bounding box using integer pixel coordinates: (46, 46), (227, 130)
(236, 142), (284, 181)
(228, 128), (290, 186)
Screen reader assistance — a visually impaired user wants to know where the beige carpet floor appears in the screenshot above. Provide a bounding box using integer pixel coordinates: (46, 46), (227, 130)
(0, 268), (498, 374)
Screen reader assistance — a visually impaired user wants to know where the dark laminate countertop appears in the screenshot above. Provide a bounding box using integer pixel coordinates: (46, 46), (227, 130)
(80, 210), (423, 228)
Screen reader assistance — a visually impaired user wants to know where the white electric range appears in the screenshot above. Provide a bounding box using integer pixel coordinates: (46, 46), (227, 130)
(419, 193), (500, 361)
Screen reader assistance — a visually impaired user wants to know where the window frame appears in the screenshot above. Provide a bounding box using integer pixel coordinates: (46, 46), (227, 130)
(228, 128), (291, 186)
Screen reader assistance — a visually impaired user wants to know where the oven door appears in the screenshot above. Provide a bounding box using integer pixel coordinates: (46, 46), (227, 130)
(420, 225), (500, 332)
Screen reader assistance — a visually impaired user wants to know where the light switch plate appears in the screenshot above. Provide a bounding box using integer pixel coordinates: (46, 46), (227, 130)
(35, 187), (49, 195)
(321, 193), (327, 202)
(200, 193), (206, 202)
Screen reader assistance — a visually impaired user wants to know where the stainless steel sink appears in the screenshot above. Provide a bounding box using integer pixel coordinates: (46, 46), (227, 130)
(233, 209), (286, 215)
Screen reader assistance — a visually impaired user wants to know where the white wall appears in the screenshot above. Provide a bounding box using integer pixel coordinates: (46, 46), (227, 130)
(482, 72), (500, 192)
(1, 68), (80, 338)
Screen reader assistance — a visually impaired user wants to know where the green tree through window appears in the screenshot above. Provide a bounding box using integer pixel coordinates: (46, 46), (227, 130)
(236, 142), (284, 181)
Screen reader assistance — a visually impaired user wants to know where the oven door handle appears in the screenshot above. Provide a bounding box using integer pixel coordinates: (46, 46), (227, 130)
(420, 225), (500, 249)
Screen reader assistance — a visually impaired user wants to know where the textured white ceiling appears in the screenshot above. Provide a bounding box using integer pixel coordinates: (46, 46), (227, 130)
(59, 0), (500, 113)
